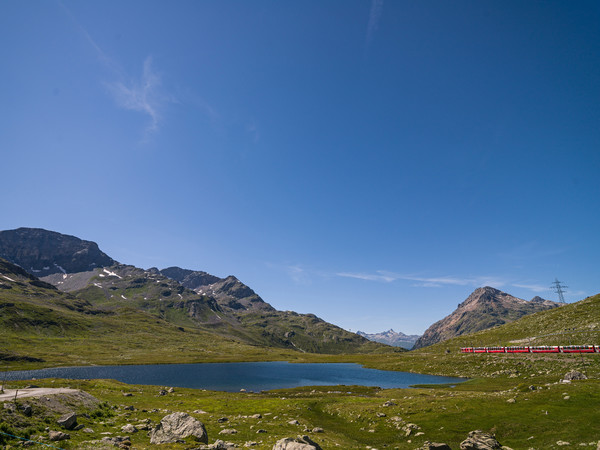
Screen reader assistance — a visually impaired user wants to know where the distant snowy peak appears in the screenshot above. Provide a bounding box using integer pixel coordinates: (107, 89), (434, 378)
(357, 329), (421, 349)
(0, 227), (116, 276)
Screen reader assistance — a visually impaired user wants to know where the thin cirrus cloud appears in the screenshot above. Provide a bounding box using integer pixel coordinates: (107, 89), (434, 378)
(365, 0), (384, 48)
(336, 271), (508, 289)
(60, 2), (170, 138)
(105, 56), (163, 136)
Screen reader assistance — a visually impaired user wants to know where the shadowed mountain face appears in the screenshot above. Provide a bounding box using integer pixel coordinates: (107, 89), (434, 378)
(413, 287), (561, 349)
(0, 228), (115, 276)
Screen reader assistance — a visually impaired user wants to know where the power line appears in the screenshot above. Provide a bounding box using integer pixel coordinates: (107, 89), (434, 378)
(550, 278), (568, 303)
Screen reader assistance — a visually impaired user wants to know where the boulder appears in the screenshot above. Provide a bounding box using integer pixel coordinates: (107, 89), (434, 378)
(57, 412), (77, 430)
(150, 411), (208, 444)
(48, 430), (70, 441)
(419, 442), (452, 450)
(460, 430), (502, 449)
(219, 429), (238, 435)
(121, 424), (138, 433)
(101, 435), (132, 447)
(273, 435), (322, 450)
(563, 370), (587, 381)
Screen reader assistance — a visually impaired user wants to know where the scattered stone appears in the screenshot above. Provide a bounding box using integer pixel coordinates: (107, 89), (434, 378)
(564, 396), (571, 400)
(83, 428), (94, 433)
(288, 420), (300, 425)
(240, 388), (247, 392)
(563, 370), (587, 381)
(460, 430), (503, 449)
(506, 398), (516, 404)
(101, 435), (132, 447)
(3, 403), (16, 412)
(273, 435), (323, 450)
(20, 404), (33, 416)
(250, 413), (262, 419)
(218, 417), (229, 423)
(419, 442), (451, 450)
(244, 442), (259, 447)
(158, 389), (168, 396)
(121, 424), (138, 433)
(376, 412), (386, 417)
(200, 440), (237, 449)
(312, 427), (324, 433)
(150, 411), (208, 444)
(122, 393), (133, 397)
(194, 410), (209, 414)
(57, 412), (78, 430)
(123, 405), (135, 411)
(48, 430), (70, 441)
(382, 400), (397, 407)
(74, 424), (85, 431)
(256, 429), (268, 433)
(556, 441), (571, 446)
(167, 387), (175, 393)
(403, 423), (420, 437)
(416, 432), (425, 436)
(219, 429), (238, 435)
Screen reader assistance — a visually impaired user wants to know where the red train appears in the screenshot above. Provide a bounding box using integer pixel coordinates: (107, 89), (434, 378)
(460, 345), (599, 354)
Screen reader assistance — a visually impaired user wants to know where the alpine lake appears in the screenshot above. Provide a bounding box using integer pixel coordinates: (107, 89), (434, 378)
(1, 361), (464, 392)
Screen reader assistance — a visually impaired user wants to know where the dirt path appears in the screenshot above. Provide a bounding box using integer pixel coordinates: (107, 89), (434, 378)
(0, 387), (79, 401)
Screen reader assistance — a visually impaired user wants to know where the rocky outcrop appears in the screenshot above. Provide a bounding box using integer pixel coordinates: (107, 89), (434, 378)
(563, 370), (587, 381)
(414, 287), (561, 349)
(0, 228), (116, 276)
(273, 435), (322, 450)
(57, 412), (77, 430)
(150, 412), (208, 444)
(460, 430), (503, 449)
(160, 267), (275, 313)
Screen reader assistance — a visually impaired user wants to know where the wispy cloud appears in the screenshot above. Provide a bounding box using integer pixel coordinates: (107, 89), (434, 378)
(336, 271), (397, 283)
(365, 0), (384, 48)
(105, 57), (163, 136)
(512, 283), (549, 293)
(60, 3), (171, 139)
(336, 271), (507, 288)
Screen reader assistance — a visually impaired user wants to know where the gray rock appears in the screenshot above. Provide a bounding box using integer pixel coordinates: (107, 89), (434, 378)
(20, 404), (32, 416)
(272, 435), (322, 450)
(311, 427), (324, 433)
(57, 412), (78, 430)
(121, 424), (138, 433)
(419, 442), (451, 450)
(48, 430), (70, 441)
(563, 370), (587, 381)
(150, 411), (208, 444)
(460, 430), (503, 449)
(219, 429), (238, 435)
(101, 435), (131, 447)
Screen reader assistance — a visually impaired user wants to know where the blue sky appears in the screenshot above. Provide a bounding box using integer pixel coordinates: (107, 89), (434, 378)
(1, 1), (599, 334)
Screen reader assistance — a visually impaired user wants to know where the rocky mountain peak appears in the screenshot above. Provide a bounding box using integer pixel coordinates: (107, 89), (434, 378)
(413, 286), (561, 349)
(0, 228), (116, 276)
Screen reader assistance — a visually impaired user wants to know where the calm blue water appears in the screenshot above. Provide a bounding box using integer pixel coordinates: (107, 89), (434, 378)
(1, 362), (464, 392)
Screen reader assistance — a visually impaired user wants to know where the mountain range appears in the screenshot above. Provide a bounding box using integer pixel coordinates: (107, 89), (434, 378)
(412, 286), (561, 349)
(356, 329), (421, 349)
(0, 227), (382, 358)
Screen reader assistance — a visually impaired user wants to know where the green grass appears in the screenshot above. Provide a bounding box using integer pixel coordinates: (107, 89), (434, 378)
(1, 377), (598, 449)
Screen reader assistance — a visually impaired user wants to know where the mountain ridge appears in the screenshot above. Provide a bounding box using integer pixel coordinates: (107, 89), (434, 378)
(1, 228), (382, 356)
(357, 329), (421, 349)
(413, 286), (561, 349)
